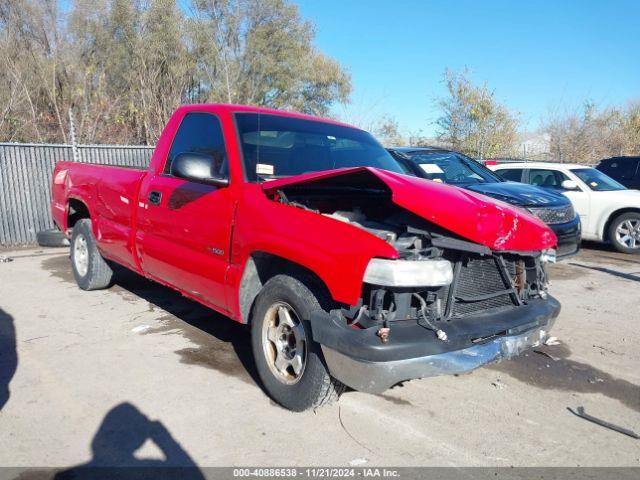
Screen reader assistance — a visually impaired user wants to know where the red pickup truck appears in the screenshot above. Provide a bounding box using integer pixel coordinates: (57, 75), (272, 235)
(51, 104), (560, 411)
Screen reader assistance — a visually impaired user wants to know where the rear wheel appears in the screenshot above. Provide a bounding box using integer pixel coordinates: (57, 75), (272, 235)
(251, 274), (344, 411)
(608, 212), (640, 254)
(70, 219), (114, 290)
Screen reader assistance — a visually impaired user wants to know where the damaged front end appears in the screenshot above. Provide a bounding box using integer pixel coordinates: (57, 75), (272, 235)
(349, 244), (554, 343)
(315, 231), (559, 393)
(263, 167), (561, 393)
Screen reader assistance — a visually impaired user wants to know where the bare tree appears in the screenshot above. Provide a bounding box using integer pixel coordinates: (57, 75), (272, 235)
(543, 100), (640, 163)
(370, 115), (405, 146)
(436, 69), (519, 159)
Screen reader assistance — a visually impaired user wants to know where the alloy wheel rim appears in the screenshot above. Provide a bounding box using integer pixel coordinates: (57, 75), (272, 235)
(615, 219), (640, 249)
(262, 301), (307, 385)
(74, 234), (89, 276)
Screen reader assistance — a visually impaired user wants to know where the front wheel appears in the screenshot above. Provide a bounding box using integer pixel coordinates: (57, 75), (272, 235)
(608, 212), (640, 254)
(70, 219), (114, 290)
(251, 274), (344, 411)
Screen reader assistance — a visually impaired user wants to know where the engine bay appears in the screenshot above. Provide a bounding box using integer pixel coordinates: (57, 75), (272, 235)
(269, 175), (551, 342)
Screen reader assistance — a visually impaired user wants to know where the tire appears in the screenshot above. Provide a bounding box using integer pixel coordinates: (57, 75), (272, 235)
(251, 274), (345, 411)
(36, 229), (70, 248)
(70, 219), (114, 290)
(608, 212), (640, 254)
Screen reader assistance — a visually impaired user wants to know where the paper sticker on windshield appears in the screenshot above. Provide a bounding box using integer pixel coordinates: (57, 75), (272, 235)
(256, 163), (274, 175)
(419, 163), (444, 174)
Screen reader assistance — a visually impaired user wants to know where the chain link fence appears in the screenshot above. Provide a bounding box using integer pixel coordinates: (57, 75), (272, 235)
(0, 143), (154, 247)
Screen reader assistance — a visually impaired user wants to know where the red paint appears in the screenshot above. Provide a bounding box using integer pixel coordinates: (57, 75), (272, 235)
(263, 166), (556, 252)
(51, 104), (557, 323)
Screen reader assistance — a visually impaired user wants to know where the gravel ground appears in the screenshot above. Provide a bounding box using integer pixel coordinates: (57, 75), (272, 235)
(0, 244), (638, 468)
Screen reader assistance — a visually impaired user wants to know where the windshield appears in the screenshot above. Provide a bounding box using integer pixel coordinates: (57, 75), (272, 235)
(235, 113), (405, 182)
(407, 151), (502, 185)
(573, 168), (626, 191)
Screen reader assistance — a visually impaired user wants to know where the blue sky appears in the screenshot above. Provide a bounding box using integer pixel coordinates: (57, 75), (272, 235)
(296, 0), (640, 136)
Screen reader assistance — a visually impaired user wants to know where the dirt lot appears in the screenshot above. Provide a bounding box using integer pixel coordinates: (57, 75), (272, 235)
(0, 244), (638, 468)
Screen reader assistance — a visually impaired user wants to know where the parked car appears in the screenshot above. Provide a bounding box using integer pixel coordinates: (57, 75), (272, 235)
(490, 162), (640, 254)
(387, 147), (581, 258)
(51, 105), (561, 411)
(596, 156), (640, 190)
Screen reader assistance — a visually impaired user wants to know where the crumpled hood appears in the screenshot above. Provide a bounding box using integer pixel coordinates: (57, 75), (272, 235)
(263, 167), (557, 252)
(465, 181), (570, 207)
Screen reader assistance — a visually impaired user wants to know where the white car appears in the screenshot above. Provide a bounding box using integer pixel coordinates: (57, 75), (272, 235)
(489, 162), (640, 254)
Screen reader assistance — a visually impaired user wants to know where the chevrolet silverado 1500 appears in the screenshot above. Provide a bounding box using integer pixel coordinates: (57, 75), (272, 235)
(51, 104), (561, 411)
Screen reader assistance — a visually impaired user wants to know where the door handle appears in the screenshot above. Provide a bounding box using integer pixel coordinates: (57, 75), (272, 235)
(148, 190), (162, 206)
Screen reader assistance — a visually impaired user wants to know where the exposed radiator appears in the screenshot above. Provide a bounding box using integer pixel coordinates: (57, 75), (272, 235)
(446, 256), (516, 318)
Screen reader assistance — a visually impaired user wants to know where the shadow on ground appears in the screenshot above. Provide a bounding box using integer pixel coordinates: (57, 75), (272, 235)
(569, 263), (640, 283)
(0, 307), (17, 411)
(490, 344), (640, 413)
(41, 255), (261, 390)
(579, 241), (640, 265)
(52, 402), (205, 479)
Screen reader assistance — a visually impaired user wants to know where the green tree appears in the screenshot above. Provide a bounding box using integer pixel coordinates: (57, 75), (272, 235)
(134, 0), (193, 142)
(190, 0), (350, 116)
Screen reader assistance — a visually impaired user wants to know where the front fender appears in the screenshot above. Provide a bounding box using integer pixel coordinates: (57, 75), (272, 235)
(230, 186), (399, 309)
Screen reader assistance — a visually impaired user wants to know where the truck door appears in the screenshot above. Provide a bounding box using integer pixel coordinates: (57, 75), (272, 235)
(527, 166), (593, 232)
(135, 112), (234, 311)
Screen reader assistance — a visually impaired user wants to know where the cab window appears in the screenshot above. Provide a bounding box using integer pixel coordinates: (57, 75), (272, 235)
(496, 168), (524, 182)
(165, 112), (228, 177)
(528, 169), (570, 190)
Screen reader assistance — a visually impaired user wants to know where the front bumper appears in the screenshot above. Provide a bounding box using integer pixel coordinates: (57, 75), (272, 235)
(550, 216), (581, 259)
(310, 297), (560, 393)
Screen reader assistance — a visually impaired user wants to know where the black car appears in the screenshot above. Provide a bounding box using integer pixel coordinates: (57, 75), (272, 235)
(596, 156), (640, 190)
(388, 147), (581, 258)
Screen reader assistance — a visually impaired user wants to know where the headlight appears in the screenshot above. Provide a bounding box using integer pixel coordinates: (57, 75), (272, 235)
(540, 248), (557, 263)
(363, 258), (453, 287)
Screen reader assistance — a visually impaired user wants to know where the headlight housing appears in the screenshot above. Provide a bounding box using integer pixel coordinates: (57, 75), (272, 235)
(540, 248), (557, 263)
(363, 258), (453, 287)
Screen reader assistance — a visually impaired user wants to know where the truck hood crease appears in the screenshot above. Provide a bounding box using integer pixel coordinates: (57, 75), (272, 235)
(262, 167), (557, 252)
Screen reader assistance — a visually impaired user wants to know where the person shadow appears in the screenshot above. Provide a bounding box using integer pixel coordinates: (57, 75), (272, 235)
(0, 307), (17, 411)
(55, 402), (205, 480)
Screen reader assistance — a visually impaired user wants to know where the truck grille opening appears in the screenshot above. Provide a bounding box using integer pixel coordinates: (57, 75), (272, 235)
(355, 251), (544, 329)
(444, 256), (517, 318)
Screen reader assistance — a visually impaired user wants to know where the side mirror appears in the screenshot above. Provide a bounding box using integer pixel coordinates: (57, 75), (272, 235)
(561, 179), (580, 191)
(170, 152), (229, 186)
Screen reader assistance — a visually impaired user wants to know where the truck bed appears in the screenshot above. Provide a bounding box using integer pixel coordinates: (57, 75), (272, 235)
(52, 161), (147, 269)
